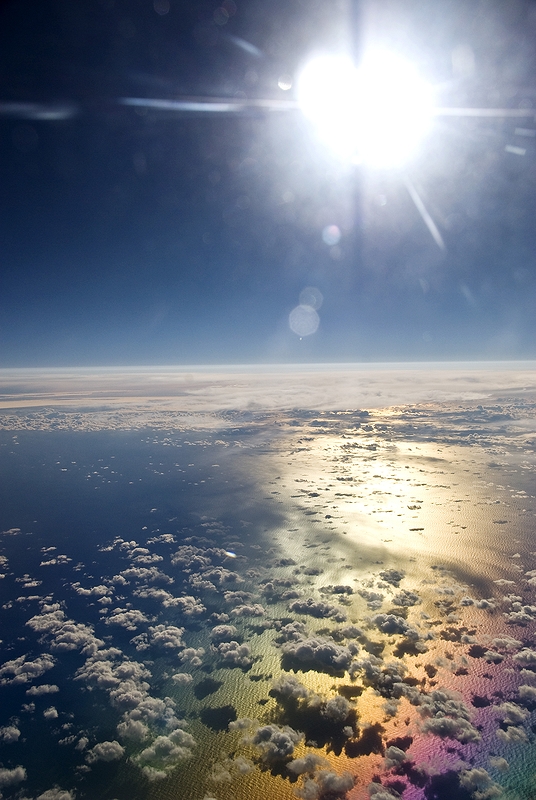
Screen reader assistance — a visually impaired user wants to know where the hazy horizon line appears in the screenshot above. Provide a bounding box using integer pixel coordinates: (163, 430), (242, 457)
(1, 359), (536, 374)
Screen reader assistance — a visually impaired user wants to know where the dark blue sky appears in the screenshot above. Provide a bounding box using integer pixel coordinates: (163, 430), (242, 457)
(1, 0), (536, 366)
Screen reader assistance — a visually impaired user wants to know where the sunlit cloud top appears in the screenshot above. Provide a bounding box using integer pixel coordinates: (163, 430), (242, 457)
(297, 51), (434, 168)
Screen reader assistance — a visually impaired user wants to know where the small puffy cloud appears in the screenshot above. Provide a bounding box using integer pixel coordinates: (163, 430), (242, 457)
(166, 595), (206, 616)
(130, 633), (150, 651)
(147, 625), (185, 650)
(338, 625), (363, 639)
(296, 771), (354, 799)
(368, 786), (402, 800)
(496, 725), (528, 743)
(147, 533), (175, 544)
(484, 650), (504, 664)
(349, 658), (407, 699)
(391, 590), (420, 607)
(104, 608), (151, 631)
(281, 637), (353, 673)
(492, 636), (522, 651)
(320, 585), (354, 596)
(216, 641), (252, 669)
(520, 669), (536, 685)
(130, 551), (163, 566)
(505, 608), (536, 625)
(476, 599), (496, 611)
(75, 737), (88, 751)
(0, 725), (21, 743)
(172, 672), (193, 685)
(109, 682), (155, 714)
(210, 612), (230, 624)
(288, 753), (329, 776)
(189, 575), (218, 592)
(270, 674), (313, 703)
(358, 590), (384, 610)
(289, 598), (346, 622)
(277, 622), (307, 642)
(223, 590), (252, 604)
(371, 614), (411, 635)
(170, 546), (212, 570)
(459, 767), (503, 799)
(379, 569), (404, 586)
(202, 567), (241, 585)
(315, 771), (354, 796)
(210, 625), (238, 642)
(0, 765), (26, 787)
(321, 696), (351, 724)
(26, 684), (59, 696)
(72, 583), (112, 598)
(39, 555), (72, 566)
(130, 625), (184, 650)
(0, 653), (55, 686)
(86, 740), (125, 764)
(234, 755), (255, 774)
(26, 608), (103, 653)
(75, 651), (150, 694)
(519, 684), (536, 703)
(384, 746), (407, 769)
(509, 603), (536, 619)
(116, 718), (149, 742)
(422, 714), (481, 743)
(118, 566), (173, 584)
(495, 702), (529, 725)
(115, 694), (182, 732)
(489, 756), (509, 772)
(249, 723), (303, 764)
(36, 788), (76, 799)
(49, 624), (101, 653)
(513, 648), (536, 666)
(230, 604), (265, 618)
(133, 587), (174, 603)
(229, 717), (259, 732)
(43, 706), (59, 719)
(179, 647), (205, 666)
(133, 728), (196, 776)
(417, 689), (481, 743)
(383, 700), (400, 717)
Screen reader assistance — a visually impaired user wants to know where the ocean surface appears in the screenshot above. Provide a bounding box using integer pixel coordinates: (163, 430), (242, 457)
(0, 378), (535, 800)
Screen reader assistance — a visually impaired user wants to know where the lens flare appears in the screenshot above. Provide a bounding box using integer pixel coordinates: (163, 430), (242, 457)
(297, 51), (434, 168)
(322, 225), (341, 246)
(299, 286), (323, 310)
(289, 304), (320, 337)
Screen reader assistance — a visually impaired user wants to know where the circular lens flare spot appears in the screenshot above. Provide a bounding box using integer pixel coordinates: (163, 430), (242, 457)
(278, 74), (293, 91)
(289, 305), (320, 337)
(322, 225), (341, 246)
(299, 286), (323, 310)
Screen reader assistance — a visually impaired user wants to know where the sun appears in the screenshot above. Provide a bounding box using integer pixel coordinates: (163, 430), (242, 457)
(297, 50), (434, 168)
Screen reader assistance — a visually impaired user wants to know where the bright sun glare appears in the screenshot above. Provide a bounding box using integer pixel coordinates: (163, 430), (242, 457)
(297, 51), (434, 168)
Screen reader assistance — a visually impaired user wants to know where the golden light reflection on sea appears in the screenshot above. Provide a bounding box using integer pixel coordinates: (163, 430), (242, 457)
(131, 400), (536, 800)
